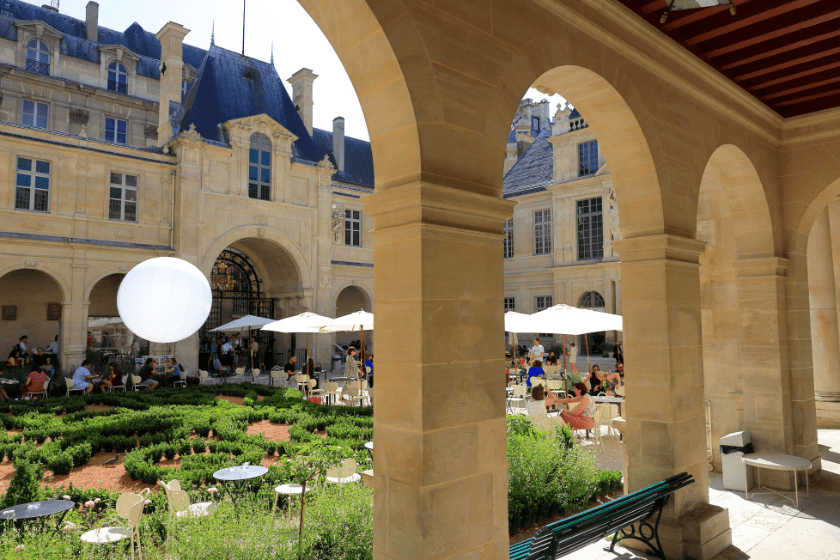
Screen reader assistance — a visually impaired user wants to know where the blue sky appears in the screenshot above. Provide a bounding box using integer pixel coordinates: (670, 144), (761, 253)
(36, 0), (567, 142)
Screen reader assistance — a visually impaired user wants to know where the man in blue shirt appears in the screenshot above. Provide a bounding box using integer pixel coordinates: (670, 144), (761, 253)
(71, 359), (99, 394)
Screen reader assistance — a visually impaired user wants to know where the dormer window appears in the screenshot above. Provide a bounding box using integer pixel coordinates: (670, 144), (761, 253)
(107, 61), (128, 94)
(181, 80), (190, 99)
(531, 117), (539, 131)
(248, 133), (271, 201)
(26, 40), (50, 75)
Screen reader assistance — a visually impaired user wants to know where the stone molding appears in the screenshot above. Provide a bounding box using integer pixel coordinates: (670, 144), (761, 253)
(734, 257), (789, 279)
(613, 234), (706, 264)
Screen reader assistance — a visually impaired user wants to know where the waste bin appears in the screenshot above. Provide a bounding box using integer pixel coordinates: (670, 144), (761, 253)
(720, 430), (753, 491)
(332, 354), (342, 371)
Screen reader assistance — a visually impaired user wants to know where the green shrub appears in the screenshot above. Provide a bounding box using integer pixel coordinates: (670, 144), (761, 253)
(0, 459), (44, 508)
(306, 483), (373, 560)
(177, 439), (193, 456)
(191, 437), (207, 454)
(47, 451), (74, 475)
(163, 444), (177, 461)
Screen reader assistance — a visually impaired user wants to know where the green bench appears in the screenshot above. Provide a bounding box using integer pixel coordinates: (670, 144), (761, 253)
(509, 472), (695, 560)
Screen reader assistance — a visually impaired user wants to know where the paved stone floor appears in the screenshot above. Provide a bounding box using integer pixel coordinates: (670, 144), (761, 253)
(561, 428), (840, 560)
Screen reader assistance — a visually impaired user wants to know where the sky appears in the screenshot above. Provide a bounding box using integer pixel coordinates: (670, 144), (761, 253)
(38, 0), (568, 142)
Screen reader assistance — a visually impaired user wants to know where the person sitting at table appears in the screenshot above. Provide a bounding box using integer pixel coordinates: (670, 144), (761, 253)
(100, 362), (123, 393)
(135, 358), (160, 390)
(598, 369), (622, 396)
(23, 369), (49, 398)
(586, 364), (604, 395)
(526, 360), (545, 388)
(164, 357), (183, 382)
(526, 384), (559, 418)
(616, 361), (624, 379)
(546, 351), (558, 366)
(556, 382), (596, 431)
(45, 335), (59, 355)
(32, 348), (54, 377)
(283, 355), (298, 385)
(71, 359), (100, 395)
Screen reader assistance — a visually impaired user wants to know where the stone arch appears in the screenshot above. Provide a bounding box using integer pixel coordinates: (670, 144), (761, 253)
(578, 290), (605, 309)
(87, 273), (125, 318)
(335, 284), (372, 314)
(0, 264), (68, 301)
(202, 226), (312, 289)
(0, 267), (66, 358)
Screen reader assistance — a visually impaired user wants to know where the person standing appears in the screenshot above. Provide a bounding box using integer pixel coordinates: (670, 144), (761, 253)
(364, 354), (374, 387)
(344, 346), (361, 380)
(220, 337), (233, 373)
(45, 336), (59, 355)
(529, 337), (544, 365)
(71, 359), (99, 395)
(615, 340), (623, 365)
(569, 342), (578, 375)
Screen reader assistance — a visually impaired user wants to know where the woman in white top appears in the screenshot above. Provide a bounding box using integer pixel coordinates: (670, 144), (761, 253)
(526, 384), (558, 418)
(568, 342), (578, 374)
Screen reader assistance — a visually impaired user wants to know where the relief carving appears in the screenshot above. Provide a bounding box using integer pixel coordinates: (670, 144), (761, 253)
(69, 108), (89, 125)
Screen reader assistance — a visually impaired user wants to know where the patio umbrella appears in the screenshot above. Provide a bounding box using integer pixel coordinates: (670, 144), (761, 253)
(504, 311), (532, 366)
(211, 315), (276, 368)
(262, 312), (334, 375)
(318, 310), (374, 372)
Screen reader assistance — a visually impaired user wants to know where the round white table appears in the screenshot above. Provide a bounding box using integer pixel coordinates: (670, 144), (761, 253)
(741, 453), (812, 507)
(273, 483), (310, 517)
(325, 473), (362, 484)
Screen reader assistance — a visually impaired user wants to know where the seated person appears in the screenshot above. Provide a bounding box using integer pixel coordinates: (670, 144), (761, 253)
(164, 357), (183, 379)
(284, 355), (298, 383)
(100, 362), (123, 393)
(134, 358), (160, 390)
(526, 360), (545, 387)
(526, 384), (558, 418)
(546, 351), (558, 366)
(556, 382), (596, 431)
(598, 369), (622, 396)
(23, 369), (50, 398)
(71, 360), (100, 395)
(586, 364), (604, 395)
(45, 336), (59, 355)
(32, 348), (55, 376)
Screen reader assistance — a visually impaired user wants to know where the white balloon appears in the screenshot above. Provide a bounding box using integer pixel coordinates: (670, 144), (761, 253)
(117, 257), (212, 344)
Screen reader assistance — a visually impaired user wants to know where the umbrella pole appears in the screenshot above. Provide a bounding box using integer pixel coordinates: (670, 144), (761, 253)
(585, 333), (591, 375)
(563, 334), (568, 395)
(360, 328), (365, 386)
(249, 327), (253, 371)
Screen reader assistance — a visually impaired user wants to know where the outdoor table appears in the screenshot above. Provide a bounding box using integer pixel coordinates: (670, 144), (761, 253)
(0, 499), (74, 532)
(326, 472), (362, 484)
(741, 453), (812, 508)
(592, 395), (624, 417)
(213, 464), (269, 510)
(273, 483), (310, 518)
(364, 441), (373, 461)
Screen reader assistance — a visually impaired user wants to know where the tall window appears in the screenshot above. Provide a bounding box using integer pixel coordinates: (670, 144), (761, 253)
(535, 295), (553, 339)
(534, 209), (551, 255)
(107, 61), (128, 94)
(345, 209), (361, 246)
(578, 140), (599, 176)
(15, 157), (50, 212)
(22, 99), (48, 128)
(577, 197), (603, 260)
(531, 117), (539, 131)
(248, 133), (271, 201)
(504, 297), (515, 312)
(579, 291), (605, 309)
(503, 219), (514, 258)
(105, 117), (127, 144)
(181, 80), (190, 99)
(109, 172), (138, 222)
(25, 40), (49, 75)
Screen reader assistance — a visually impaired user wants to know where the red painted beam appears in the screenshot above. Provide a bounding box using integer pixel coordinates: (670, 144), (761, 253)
(755, 71), (840, 101)
(678, 0), (814, 42)
(777, 93), (840, 117)
(714, 22), (840, 71)
(746, 59), (840, 92)
(772, 82), (840, 108)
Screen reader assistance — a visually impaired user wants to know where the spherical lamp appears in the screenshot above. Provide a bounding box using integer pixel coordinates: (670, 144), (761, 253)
(117, 257), (212, 343)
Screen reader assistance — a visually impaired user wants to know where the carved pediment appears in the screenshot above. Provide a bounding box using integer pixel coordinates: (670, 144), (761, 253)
(222, 114), (298, 145)
(97, 45), (141, 63)
(14, 20), (64, 41)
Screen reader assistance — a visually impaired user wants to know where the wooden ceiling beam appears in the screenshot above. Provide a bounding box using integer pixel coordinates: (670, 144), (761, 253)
(775, 93), (840, 117)
(773, 83), (840, 108)
(678, 0), (813, 42)
(756, 70), (840, 100)
(715, 23), (840, 71)
(746, 59), (840, 92)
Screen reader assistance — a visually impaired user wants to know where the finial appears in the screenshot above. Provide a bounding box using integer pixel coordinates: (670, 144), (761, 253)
(270, 41), (274, 66)
(211, 21), (215, 46)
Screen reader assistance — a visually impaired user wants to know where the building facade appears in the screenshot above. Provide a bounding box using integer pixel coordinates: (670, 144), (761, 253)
(503, 99), (621, 355)
(0, 0), (374, 374)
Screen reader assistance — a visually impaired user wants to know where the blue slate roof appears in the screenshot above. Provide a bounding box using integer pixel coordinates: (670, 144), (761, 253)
(503, 129), (553, 198)
(311, 128), (374, 188)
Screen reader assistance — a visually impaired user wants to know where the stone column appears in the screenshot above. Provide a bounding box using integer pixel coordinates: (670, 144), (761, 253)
(365, 182), (514, 560)
(808, 207), (840, 419)
(613, 235), (731, 560)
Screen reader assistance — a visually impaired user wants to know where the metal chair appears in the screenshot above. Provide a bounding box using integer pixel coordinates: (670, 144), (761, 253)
(106, 374), (129, 393)
(198, 370), (213, 385)
(228, 367), (246, 384)
(160, 479), (217, 519)
(80, 492), (145, 559)
(132, 375), (149, 391)
(308, 378), (326, 402)
(250, 368), (268, 384)
(325, 459), (361, 484)
(295, 374), (309, 396)
(173, 371), (187, 388)
(26, 375), (50, 399)
(65, 378), (85, 397)
(269, 368), (285, 387)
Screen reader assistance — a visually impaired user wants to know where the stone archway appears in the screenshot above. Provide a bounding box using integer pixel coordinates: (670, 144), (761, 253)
(0, 269), (64, 366)
(87, 273), (133, 358)
(334, 285), (372, 349)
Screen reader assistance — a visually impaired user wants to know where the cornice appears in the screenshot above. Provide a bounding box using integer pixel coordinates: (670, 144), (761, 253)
(780, 106), (840, 147)
(532, 0), (783, 145)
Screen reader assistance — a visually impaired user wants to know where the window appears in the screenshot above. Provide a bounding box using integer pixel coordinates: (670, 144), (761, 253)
(579, 291), (605, 309)
(531, 116), (539, 131)
(22, 99), (48, 128)
(248, 133), (271, 200)
(504, 297), (515, 312)
(345, 209), (361, 246)
(181, 80), (190, 99)
(15, 157), (50, 212)
(25, 40), (49, 75)
(535, 296), (553, 338)
(577, 197), (604, 260)
(105, 117), (127, 144)
(107, 61), (128, 94)
(534, 209), (551, 255)
(503, 219), (514, 258)
(109, 172), (138, 222)
(578, 140), (599, 176)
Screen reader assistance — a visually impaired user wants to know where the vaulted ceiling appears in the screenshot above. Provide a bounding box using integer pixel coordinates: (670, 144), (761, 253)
(614, 0), (840, 117)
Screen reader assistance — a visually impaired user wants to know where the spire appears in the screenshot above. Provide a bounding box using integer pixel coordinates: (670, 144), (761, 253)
(270, 41), (274, 66)
(210, 20), (215, 46)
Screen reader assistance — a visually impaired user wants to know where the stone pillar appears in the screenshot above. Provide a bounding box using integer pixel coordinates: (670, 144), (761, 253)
(365, 182), (514, 560)
(613, 235), (731, 560)
(808, 206), (840, 422)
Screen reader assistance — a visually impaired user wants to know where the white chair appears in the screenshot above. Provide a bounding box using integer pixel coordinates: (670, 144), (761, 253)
(325, 459), (361, 484)
(80, 492), (145, 559)
(160, 479), (217, 519)
(173, 371), (187, 388)
(250, 368), (268, 384)
(507, 385), (527, 412)
(346, 386), (369, 407)
(132, 375), (150, 391)
(229, 367), (246, 384)
(269, 368), (285, 387)
(65, 378), (85, 397)
(324, 382), (342, 405)
(198, 370), (213, 385)
(26, 375), (50, 399)
(308, 379), (326, 402)
(106, 374), (129, 393)
(295, 374), (309, 396)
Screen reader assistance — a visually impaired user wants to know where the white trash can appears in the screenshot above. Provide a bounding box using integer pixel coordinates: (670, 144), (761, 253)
(720, 430), (753, 491)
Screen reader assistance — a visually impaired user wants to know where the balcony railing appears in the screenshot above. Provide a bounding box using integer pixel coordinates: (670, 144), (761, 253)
(107, 80), (128, 94)
(26, 60), (49, 75)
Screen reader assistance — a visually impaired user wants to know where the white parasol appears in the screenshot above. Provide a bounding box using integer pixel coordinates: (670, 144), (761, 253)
(319, 310), (373, 369)
(530, 304), (623, 373)
(211, 315), (276, 369)
(262, 312), (334, 374)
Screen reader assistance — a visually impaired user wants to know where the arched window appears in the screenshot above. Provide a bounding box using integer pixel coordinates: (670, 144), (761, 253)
(25, 40), (50, 75)
(249, 133), (271, 201)
(107, 61), (128, 94)
(579, 291), (605, 309)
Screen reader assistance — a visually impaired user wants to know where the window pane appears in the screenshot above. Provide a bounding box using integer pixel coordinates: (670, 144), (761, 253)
(117, 120), (127, 134)
(261, 168), (270, 183)
(260, 185), (270, 201)
(16, 173), (31, 187)
(108, 199), (121, 220)
(35, 160), (50, 174)
(125, 175), (137, 187)
(105, 118), (115, 140)
(249, 166), (258, 181)
(15, 187), (30, 210)
(110, 187), (121, 199)
(36, 102), (48, 128)
(124, 202), (137, 222)
(248, 183), (258, 199)
(125, 189), (137, 202)
(33, 190), (48, 211)
(249, 149), (258, 164)
(22, 100), (34, 126)
(17, 158), (31, 171)
(261, 150), (270, 166)
(34, 176), (49, 189)
(110, 172), (122, 184)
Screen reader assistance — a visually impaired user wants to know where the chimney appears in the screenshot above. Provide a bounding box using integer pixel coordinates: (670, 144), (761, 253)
(332, 116), (345, 172)
(85, 2), (98, 43)
(288, 68), (318, 136)
(155, 22), (190, 146)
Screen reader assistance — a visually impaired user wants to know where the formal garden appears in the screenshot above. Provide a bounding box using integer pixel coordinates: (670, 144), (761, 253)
(0, 383), (621, 558)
